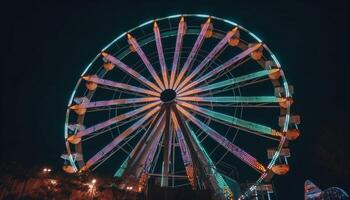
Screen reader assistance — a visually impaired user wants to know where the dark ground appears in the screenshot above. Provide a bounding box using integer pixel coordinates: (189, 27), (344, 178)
(1, 1), (349, 199)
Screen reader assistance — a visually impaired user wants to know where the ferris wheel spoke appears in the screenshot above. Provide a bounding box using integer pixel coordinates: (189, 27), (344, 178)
(169, 16), (186, 89)
(177, 96), (286, 104)
(114, 109), (164, 178)
(172, 106), (233, 197)
(83, 113), (150, 143)
(161, 105), (172, 187)
(70, 97), (159, 110)
(68, 101), (161, 143)
(82, 75), (160, 97)
(177, 101), (282, 139)
(177, 43), (262, 94)
(172, 17), (212, 89)
(137, 116), (165, 189)
(176, 104), (267, 174)
(197, 77), (270, 98)
(101, 52), (162, 93)
(171, 111), (195, 188)
(175, 27), (238, 92)
(178, 69), (279, 97)
(80, 106), (161, 172)
(128, 33), (165, 90)
(154, 21), (169, 88)
(90, 128), (143, 172)
(117, 111), (165, 190)
(190, 102), (281, 109)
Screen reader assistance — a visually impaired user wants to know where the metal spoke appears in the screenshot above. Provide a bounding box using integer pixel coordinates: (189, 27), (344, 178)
(82, 75), (160, 97)
(137, 119), (165, 188)
(172, 17), (211, 89)
(83, 113), (149, 143)
(70, 97), (159, 110)
(175, 27), (238, 92)
(177, 101), (282, 138)
(101, 52), (162, 93)
(128, 33), (165, 90)
(114, 109), (164, 179)
(171, 111), (195, 188)
(91, 128), (142, 172)
(177, 43), (262, 94)
(161, 105), (172, 187)
(172, 105), (233, 198)
(197, 77), (270, 98)
(189, 102), (281, 109)
(178, 69), (279, 97)
(68, 101), (161, 142)
(178, 96), (285, 104)
(80, 106), (161, 171)
(176, 104), (267, 174)
(169, 16), (186, 89)
(154, 21), (169, 88)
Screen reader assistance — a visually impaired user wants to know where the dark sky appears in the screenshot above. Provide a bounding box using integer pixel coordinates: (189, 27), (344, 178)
(1, 0), (349, 199)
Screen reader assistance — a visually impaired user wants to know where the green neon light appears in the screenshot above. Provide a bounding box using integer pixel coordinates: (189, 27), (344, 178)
(138, 20), (154, 28)
(188, 104), (273, 135)
(195, 14), (209, 18)
(200, 69), (271, 93)
(167, 14), (181, 19)
(223, 19), (238, 26)
(194, 96), (279, 103)
(270, 54), (281, 68)
(114, 157), (129, 177)
(249, 32), (262, 43)
(187, 124), (233, 199)
(161, 161), (165, 187)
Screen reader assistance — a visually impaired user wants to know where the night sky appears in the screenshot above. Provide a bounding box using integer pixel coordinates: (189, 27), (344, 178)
(1, 1), (349, 199)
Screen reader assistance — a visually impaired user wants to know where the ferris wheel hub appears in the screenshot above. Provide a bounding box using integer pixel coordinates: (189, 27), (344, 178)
(160, 89), (176, 103)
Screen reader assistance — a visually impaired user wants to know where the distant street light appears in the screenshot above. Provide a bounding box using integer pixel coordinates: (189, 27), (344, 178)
(42, 168), (51, 173)
(126, 186), (133, 191)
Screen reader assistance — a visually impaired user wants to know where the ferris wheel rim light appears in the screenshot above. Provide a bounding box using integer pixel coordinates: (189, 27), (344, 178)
(64, 14), (298, 199)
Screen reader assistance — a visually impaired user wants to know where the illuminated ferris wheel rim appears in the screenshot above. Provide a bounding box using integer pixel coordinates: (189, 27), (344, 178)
(63, 14), (299, 199)
(65, 14), (290, 104)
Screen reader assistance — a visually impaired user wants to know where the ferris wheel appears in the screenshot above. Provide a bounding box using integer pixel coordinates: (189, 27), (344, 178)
(62, 14), (300, 199)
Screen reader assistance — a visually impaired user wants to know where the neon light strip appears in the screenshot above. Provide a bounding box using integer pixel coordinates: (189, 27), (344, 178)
(178, 96), (284, 104)
(175, 27), (238, 92)
(114, 157), (128, 177)
(115, 113), (163, 178)
(70, 101), (160, 139)
(81, 106), (161, 171)
(177, 104), (266, 173)
(169, 16), (186, 89)
(128, 34), (165, 90)
(161, 108), (171, 187)
(138, 119), (165, 187)
(178, 101), (281, 138)
(178, 69), (278, 97)
(102, 52), (162, 93)
(70, 97), (159, 109)
(83, 75), (160, 97)
(184, 121), (233, 199)
(178, 43), (262, 94)
(154, 22), (169, 88)
(172, 17), (211, 89)
(171, 111), (195, 187)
